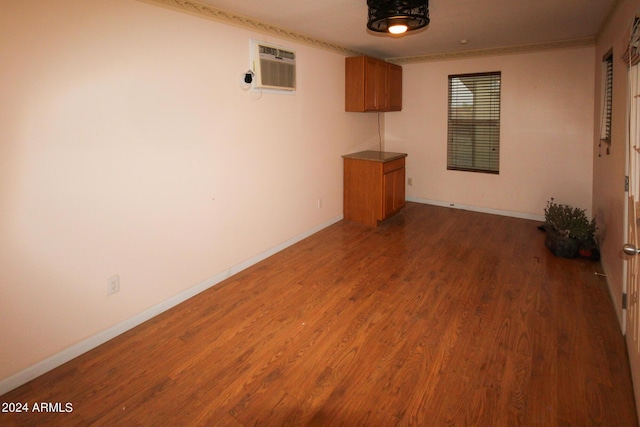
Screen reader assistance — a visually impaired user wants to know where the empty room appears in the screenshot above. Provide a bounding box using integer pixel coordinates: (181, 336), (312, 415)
(2, 0), (640, 425)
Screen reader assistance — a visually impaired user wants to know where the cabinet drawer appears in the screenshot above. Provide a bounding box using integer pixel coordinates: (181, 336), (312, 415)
(383, 158), (405, 174)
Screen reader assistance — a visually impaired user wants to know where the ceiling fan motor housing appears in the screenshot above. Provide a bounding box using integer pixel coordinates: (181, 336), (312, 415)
(367, 0), (430, 33)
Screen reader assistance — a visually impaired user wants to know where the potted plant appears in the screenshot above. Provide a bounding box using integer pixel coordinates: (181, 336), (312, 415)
(543, 198), (597, 259)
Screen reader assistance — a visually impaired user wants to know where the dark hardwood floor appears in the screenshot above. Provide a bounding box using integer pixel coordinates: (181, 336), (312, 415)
(1, 202), (637, 426)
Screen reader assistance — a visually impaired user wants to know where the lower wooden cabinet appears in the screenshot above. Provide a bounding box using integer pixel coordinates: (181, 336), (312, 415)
(343, 151), (407, 226)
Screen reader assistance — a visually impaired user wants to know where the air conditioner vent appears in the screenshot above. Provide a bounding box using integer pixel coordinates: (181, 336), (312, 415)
(251, 40), (296, 92)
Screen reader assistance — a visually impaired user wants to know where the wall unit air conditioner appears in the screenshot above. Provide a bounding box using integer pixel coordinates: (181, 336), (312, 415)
(251, 40), (296, 92)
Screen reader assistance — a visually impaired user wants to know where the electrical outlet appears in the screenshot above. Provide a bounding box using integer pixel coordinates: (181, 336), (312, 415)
(107, 275), (120, 295)
(317, 199), (322, 208)
(408, 178), (413, 186)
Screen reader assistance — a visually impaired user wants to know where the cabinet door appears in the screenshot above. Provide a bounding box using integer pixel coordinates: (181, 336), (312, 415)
(394, 166), (406, 211)
(383, 171), (396, 218)
(383, 167), (406, 219)
(364, 57), (386, 111)
(386, 63), (402, 112)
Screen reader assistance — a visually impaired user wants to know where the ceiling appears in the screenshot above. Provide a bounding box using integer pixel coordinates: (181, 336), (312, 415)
(194, 0), (619, 59)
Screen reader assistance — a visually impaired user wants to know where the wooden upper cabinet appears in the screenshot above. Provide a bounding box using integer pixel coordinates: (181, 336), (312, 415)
(345, 56), (402, 112)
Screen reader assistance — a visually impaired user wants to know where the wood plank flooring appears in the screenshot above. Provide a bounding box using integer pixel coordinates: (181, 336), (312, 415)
(1, 202), (637, 426)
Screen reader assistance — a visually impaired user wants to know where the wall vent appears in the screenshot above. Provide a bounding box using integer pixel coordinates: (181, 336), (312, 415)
(251, 40), (296, 92)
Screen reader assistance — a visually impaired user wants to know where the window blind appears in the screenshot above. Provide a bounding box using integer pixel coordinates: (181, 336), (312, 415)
(600, 53), (613, 144)
(447, 72), (501, 174)
(622, 17), (640, 67)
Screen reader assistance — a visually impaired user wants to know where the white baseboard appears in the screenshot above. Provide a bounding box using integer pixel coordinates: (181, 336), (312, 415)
(0, 214), (343, 396)
(407, 196), (545, 222)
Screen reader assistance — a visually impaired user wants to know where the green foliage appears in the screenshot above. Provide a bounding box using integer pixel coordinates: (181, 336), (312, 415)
(544, 198), (596, 241)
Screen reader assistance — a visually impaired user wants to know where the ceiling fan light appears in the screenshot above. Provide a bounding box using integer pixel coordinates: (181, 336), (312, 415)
(387, 16), (409, 34)
(389, 24), (408, 34)
(367, 0), (430, 34)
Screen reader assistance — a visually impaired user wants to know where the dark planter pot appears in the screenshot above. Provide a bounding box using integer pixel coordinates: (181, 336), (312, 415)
(544, 227), (579, 258)
(578, 238), (601, 261)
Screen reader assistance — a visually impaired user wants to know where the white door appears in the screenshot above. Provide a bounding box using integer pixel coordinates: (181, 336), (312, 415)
(623, 19), (640, 416)
(624, 198), (639, 353)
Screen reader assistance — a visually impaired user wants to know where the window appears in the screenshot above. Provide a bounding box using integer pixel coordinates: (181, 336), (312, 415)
(447, 72), (501, 174)
(600, 51), (613, 146)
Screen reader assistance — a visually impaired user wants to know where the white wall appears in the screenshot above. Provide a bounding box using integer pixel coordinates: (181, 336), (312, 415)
(0, 0), (379, 389)
(386, 47), (595, 219)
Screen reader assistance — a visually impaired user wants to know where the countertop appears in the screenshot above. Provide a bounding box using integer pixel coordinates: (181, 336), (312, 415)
(342, 150), (407, 162)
